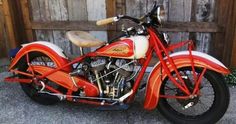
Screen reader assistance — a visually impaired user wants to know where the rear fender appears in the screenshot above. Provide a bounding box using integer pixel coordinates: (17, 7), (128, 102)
(9, 41), (71, 72)
(144, 51), (230, 110)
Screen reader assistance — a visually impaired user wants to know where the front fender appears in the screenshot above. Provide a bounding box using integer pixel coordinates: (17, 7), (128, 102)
(144, 51), (230, 110)
(9, 41), (71, 72)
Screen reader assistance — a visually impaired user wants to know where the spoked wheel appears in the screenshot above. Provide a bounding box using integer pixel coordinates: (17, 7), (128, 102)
(18, 52), (63, 105)
(158, 67), (230, 124)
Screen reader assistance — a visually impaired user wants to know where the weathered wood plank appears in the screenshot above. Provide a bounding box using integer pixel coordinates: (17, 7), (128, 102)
(0, 4), (7, 57)
(231, 26), (236, 67)
(10, 0), (28, 44)
(116, 0), (126, 15)
(31, 21), (108, 30)
(29, 0), (41, 21)
(195, 33), (211, 53)
(19, 0), (33, 42)
(189, 0), (197, 45)
(168, 0), (192, 22)
(38, 0), (50, 21)
(59, 0), (68, 21)
(29, 0), (43, 41)
(167, 0), (192, 51)
(193, 0), (215, 53)
(106, 0), (116, 40)
(68, 0), (87, 21)
(224, 0), (236, 67)
(48, 0), (71, 55)
(87, 0), (108, 52)
(67, 0), (88, 55)
(2, 0), (18, 48)
(31, 21), (222, 33)
(126, 0), (147, 18)
(37, 0), (54, 43)
(211, 0), (231, 63)
(230, 0), (236, 67)
(160, 22), (221, 32)
(58, 0), (70, 54)
(87, 0), (106, 21)
(107, 0), (127, 41)
(195, 0), (215, 22)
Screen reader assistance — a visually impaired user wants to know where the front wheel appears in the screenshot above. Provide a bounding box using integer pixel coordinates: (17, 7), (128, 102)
(158, 67), (230, 124)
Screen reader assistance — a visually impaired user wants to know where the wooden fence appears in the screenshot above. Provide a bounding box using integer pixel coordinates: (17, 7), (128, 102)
(28, 0), (218, 54)
(1, 0), (236, 67)
(0, 0), (10, 57)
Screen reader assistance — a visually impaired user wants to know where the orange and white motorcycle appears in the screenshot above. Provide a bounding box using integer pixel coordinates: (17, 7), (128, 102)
(5, 3), (230, 124)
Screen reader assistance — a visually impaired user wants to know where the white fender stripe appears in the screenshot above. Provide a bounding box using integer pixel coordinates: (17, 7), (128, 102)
(22, 41), (68, 59)
(148, 51), (227, 81)
(169, 51), (226, 68)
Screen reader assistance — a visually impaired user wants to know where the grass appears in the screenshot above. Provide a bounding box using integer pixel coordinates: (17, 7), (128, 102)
(225, 68), (236, 86)
(0, 65), (8, 73)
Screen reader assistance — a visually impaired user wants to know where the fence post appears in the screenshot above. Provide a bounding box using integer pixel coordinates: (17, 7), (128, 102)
(106, 0), (116, 40)
(211, 0), (234, 67)
(2, 0), (18, 48)
(230, 1), (236, 67)
(0, 1), (7, 57)
(19, 0), (33, 42)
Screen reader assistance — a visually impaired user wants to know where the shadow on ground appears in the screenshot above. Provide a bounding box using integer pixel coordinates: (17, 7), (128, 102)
(0, 69), (235, 124)
(0, 72), (171, 124)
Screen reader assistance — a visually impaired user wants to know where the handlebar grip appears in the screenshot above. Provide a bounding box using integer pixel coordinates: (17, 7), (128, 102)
(96, 17), (116, 26)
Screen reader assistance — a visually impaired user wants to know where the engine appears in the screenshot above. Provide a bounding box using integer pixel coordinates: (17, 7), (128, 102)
(86, 57), (135, 98)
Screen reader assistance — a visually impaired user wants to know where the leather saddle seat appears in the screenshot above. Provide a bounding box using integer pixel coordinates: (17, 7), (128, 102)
(66, 31), (106, 48)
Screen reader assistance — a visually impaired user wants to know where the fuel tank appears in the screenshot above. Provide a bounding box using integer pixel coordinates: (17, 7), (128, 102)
(96, 36), (149, 59)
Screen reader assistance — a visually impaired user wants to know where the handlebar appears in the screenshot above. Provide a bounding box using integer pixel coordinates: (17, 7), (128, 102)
(96, 2), (160, 26)
(96, 17), (118, 26)
(96, 15), (141, 26)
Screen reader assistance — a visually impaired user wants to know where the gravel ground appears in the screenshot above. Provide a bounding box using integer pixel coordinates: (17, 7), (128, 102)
(0, 59), (235, 124)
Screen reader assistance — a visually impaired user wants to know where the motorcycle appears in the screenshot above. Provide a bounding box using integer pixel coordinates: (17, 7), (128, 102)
(4, 3), (230, 124)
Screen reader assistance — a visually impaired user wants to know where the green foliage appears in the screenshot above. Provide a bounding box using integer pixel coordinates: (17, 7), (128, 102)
(225, 68), (236, 86)
(0, 65), (8, 73)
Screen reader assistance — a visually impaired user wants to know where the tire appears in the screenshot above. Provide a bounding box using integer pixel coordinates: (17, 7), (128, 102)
(157, 67), (230, 124)
(18, 52), (61, 105)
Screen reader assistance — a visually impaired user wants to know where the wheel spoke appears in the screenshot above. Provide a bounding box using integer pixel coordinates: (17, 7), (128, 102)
(158, 67), (229, 123)
(200, 93), (214, 96)
(161, 68), (217, 117)
(41, 56), (48, 66)
(198, 99), (210, 111)
(164, 85), (178, 91)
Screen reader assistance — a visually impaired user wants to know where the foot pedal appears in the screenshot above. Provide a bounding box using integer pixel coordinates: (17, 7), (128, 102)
(96, 104), (130, 111)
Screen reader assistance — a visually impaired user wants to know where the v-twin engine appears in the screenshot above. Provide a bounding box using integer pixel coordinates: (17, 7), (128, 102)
(90, 58), (134, 98)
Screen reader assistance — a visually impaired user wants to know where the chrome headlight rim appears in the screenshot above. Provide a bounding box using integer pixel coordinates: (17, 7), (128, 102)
(157, 5), (165, 24)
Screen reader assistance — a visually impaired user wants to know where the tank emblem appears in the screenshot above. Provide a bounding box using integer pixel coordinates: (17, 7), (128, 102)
(105, 45), (130, 55)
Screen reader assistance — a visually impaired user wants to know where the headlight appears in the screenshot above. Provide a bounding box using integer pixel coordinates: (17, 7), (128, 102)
(157, 5), (166, 24)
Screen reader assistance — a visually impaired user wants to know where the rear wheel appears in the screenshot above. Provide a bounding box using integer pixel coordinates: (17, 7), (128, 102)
(158, 67), (230, 124)
(18, 52), (62, 105)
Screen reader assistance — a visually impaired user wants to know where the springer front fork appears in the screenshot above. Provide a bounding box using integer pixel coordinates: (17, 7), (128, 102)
(149, 29), (207, 97)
